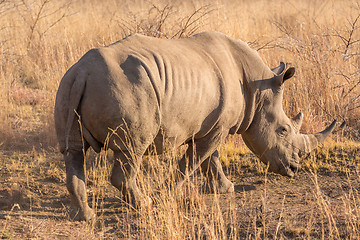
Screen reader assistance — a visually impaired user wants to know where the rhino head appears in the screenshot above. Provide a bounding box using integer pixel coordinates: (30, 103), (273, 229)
(242, 62), (336, 177)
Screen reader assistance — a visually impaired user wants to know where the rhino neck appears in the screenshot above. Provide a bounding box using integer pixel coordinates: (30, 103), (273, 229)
(235, 66), (273, 135)
(226, 39), (274, 134)
(233, 80), (259, 134)
(225, 36), (275, 135)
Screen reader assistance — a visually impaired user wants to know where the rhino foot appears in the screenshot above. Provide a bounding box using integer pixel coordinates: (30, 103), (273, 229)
(69, 205), (95, 222)
(121, 187), (153, 210)
(127, 195), (153, 210)
(204, 179), (234, 194)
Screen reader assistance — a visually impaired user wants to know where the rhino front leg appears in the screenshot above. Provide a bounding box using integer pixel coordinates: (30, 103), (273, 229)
(111, 151), (150, 208)
(176, 143), (196, 187)
(65, 150), (95, 221)
(176, 129), (232, 193)
(201, 150), (234, 194)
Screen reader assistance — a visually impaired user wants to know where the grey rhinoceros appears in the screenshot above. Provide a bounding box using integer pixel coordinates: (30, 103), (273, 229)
(54, 31), (336, 221)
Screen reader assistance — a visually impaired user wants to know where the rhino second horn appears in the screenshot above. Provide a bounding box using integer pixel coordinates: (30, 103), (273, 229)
(292, 112), (303, 133)
(313, 120), (337, 143)
(301, 120), (337, 154)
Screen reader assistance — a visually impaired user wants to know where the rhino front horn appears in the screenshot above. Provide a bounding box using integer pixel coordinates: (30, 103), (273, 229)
(302, 120), (337, 153)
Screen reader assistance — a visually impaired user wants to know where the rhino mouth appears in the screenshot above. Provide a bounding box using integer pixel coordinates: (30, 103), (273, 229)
(283, 151), (302, 177)
(268, 159), (299, 177)
(269, 151), (300, 177)
(285, 163), (299, 177)
(273, 153), (300, 177)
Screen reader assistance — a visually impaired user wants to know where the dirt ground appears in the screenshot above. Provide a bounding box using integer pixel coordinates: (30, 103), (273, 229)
(0, 144), (359, 239)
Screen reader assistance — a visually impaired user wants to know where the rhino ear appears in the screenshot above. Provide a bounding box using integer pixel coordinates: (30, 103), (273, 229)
(271, 62), (286, 75)
(273, 62), (295, 86)
(282, 65), (295, 81)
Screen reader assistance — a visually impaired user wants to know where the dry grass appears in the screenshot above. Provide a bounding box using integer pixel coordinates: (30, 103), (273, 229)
(1, 139), (359, 239)
(1, 0), (360, 239)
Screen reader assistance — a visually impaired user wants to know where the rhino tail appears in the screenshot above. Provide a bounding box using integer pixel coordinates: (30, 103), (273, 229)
(65, 71), (102, 153)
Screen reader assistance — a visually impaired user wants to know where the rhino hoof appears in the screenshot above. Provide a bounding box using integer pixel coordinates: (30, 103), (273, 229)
(225, 182), (235, 193)
(125, 193), (153, 210)
(70, 206), (95, 222)
(139, 196), (153, 209)
(204, 180), (234, 194)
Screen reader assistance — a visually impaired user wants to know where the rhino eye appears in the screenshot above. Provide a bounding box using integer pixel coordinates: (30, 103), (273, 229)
(277, 126), (289, 137)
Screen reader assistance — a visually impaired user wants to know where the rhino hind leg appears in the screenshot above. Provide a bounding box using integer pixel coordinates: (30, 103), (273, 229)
(65, 150), (95, 221)
(110, 150), (151, 208)
(200, 150), (234, 194)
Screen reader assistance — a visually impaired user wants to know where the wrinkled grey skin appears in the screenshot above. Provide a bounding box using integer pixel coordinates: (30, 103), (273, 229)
(54, 31), (336, 221)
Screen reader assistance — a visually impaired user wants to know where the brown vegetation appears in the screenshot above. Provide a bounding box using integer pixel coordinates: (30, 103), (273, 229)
(0, 0), (359, 239)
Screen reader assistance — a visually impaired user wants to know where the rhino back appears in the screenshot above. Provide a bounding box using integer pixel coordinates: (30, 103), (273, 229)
(69, 32), (252, 152)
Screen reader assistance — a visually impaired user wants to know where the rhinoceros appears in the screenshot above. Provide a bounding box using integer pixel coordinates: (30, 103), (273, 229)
(54, 31), (336, 221)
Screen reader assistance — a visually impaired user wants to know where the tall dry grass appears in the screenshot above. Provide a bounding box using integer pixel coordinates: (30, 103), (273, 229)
(78, 138), (360, 239)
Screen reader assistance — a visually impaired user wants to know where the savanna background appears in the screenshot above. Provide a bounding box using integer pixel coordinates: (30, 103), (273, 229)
(0, 0), (359, 239)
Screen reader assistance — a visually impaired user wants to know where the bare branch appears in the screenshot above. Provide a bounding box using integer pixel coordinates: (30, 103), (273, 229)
(331, 13), (360, 57)
(172, 5), (213, 39)
(27, 0), (49, 49)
